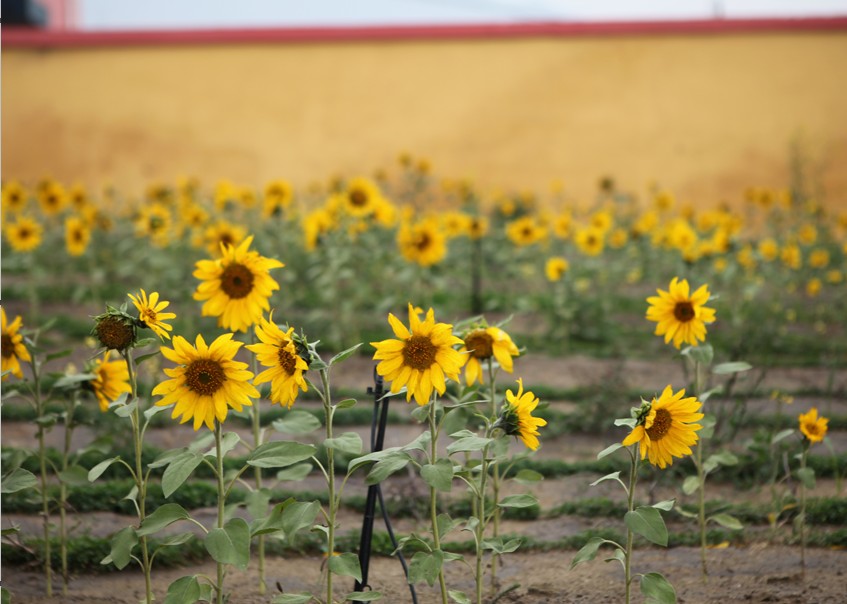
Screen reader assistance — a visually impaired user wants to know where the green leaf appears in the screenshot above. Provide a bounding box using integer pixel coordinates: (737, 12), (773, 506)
(625, 506), (668, 547)
(328, 552), (362, 582)
(614, 417), (637, 428)
(512, 469), (544, 485)
(795, 467), (816, 490)
(272, 594), (313, 604)
(640, 572), (677, 603)
(158, 532), (195, 547)
(481, 537), (522, 554)
(771, 429), (795, 445)
(245, 488), (271, 521)
(281, 500), (321, 538)
(88, 457), (121, 482)
(276, 462), (313, 482)
(651, 499), (675, 511)
(448, 590), (471, 604)
(682, 475), (700, 495)
(137, 503), (192, 536)
(272, 410), (322, 435)
(0, 586), (9, 604)
(604, 547), (626, 569)
(347, 447), (404, 474)
(676, 508), (698, 519)
(713, 362), (752, 375)
(143, 404), (170, 421)
(206, 517), (251, 570)
(53, 372), (97, 389)
(590, 471), (623, 487)
(204, 432), (241, 459)
(113, 398), (137, 418)
(497, 494), (538, 509)
(710, 513), (743, 530)
(58, 464), (91, 486)
(247, 441), (317, 469)
(408, 550), (445, 586)
(436, 513), (463, 539)
(402, 430), (432, 452)
(446, 436), (493, 454)
(682, 344), (713, 366)
(704, 451), (739, 475)
(421, 459), (454, 492)
(570, 537), (606, 569)
(330, 343), (363, 366)
(699, 414), (717, 439)
(597, 443), (623, 460)
(134, 351), (161, 366)
(335, 398), (357, 409)
(344, 591), (382, 602)
(1, 468), (38, 493)
(366, 454), (411, 485)
(108, 526), (138, 570)
(325, 432), (363, 456)
(162, 451), (203, 497)
(163, 575), (202, 604)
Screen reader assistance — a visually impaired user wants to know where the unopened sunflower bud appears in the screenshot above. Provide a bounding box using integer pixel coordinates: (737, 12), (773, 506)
(93, 311), (137, 352)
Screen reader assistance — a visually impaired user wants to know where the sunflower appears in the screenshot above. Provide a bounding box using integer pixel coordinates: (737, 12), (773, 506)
(2, 180), (28, 214)
(574, 226), (605, 256)
(303, 208), (335, 251)
(262, 179), (294, 218)
(135, 202), (172, 247)
(193, 235), (284, 333)
(128, 289), (176, 340)
(460, 324), (519, 386)
(497, 378), (546, 450)
(152, 333), (258, 430)
(88, 352), (132, 412)
(38, 181), (67, 216)
(4, 216), (44, 252)
(92, 308), (138, 352)
(467, 216), (489, 240)
(65, 216), (91, 256)
(798, 407), (828, 444)
(342, 177), (381, 218)
(622, 385), (704, 469)
(506, 216), (547, 247)
(646, 277), (716, 349)
(371, 303), (466, 405)
(202, 220), (247, 256)
(1, 307), (31, 380)
(545, 257), (569, 282)
(397, 219), (447, 267)
(246, 315), (309, 408)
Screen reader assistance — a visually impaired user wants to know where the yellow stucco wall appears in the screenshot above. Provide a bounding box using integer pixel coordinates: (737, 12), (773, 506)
(3, 30), (847, 206)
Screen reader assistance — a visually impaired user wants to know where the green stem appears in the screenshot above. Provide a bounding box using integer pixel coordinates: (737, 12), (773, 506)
(487, 359), (501, 590)
(215, 421), (226, 604)
(32, 355), (52, 596)
(476, 435), (492, 604)
(799, 444), (808, 576)
(624, 447), (639, 604)
(693, 358), (708, 579)
(428, 398), (449, 604)
(320, 367), (336, 604)
(59, 398), (76, 595)
(250, 333), (266, 595)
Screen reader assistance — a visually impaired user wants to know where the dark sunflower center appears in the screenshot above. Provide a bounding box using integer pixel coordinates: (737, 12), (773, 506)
(673, 302), (695, 322)
(220, 263), (255, 299)
(72, 228), (85, 243)
(277, 347), (298, 375)
(402, 335), (438, 370)
(184, 359), (226, 396)
(587, 235), (597, 246)
(349, 189), (368, 207)
(465, 331), (494, 359)
(95, 316), (135, 351)
(141, 308), (158, 325)
(805, 423), (821, 436)
(219, 235), (234, 248)
(19, 227), (32, 239)
(521, 227), (532, 238)
(1, 334), (14, 358)
(46, 194), (59, 207)
(149, 216), (165, 231)
(646, 408), (672, 441)
(415, 233), (432, 251)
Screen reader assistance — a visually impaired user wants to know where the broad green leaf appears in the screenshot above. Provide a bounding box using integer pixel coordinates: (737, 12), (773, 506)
(682, 344), (713, 366)
(162, 451), (203, 498)
(604, 547), (626, 569)
(53, 372), (97, 389)
(447, 436), (493, 455)
(281, 500), (321, 538)
(512, 468), (544, 485)
(651, 499), (675, 511)
(597, 443), (623, 460)
(698, 386), (723, 404)
(640, 572), (677, 603)
(137, 503), (192, 536)
(795, 467), (816, 490)
(710, 513), (743, 530)
(704, 451), (739, 475)
(163, 575), (202, 604)
(481, 537), (521, 554)
(158, 532), (195, 547)
(325, 432), (364, 456)
(436, 513), (463, 539)
(682, 475), (700, 495)
(590, 471), (623, 488)
(614, 417), (637, 428)
(421, 459), (454, 492)
(408, 550), (445, 586)
(204, 431), (241, 459)
(366, 454), (411, 485)
(272, 594), (313, 604)
(330, 343), (363, 366)
(625, 506), (668, 547)
(676, 508), (697, 519)
(58, 464), (91, 486)
(143, 403), (169, 421)
(88, 457), (120, 482)
(335, 398), (357, 409)
(771, 429), (795, 445)
(344, 591), (382, 601)
(699, 414), (717, 440)
(187, 432), (216, 453)
(1, 468), (38, 493)
(148, 448), (187, 469)
(114, 399), (137, 418)
(108, 526), (138, 570)
(245, 488), (271, 521)
(570, 537), (605, 569)
(347, 447), (404, 474)
(134, 351), (161, 367)
(273, 410), (322, 435)
(276, 462), (313, 482)
(448, 590), (471, 604)
(205, 517), (251, 570)
(497, 494), (538, 509)
(402, 430), (431, 453)
(713, 362), (752, 375)
(247, 441), (316, 469)
(328, 552), (362, 582)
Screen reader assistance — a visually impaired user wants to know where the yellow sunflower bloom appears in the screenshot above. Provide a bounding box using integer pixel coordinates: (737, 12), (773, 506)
(545, 257), (569, 282)
(193, 235), (284, 333)
(88, 352), (132, 412)
(1, 307), (32, 380)
(4, 216), (44, 252)
(498, 378), (547, 450)
(371, 303), (466, 405)
(460, 325), (519, 386)
(398, 219), (447, 267)
(622, 385), (704, 469)
(798, 407), (828, 444)
(506, 216), (547, 247)
(65, 216), (91, 256)
(263, 179), (294, 218)
(342, 177), (382, 218)
(468, 216), (489, 240)
(202, 220), (247, 256)
(574, 226), (605, 256)
(38, 181), (67, 216)
(128, 289), (176, 341)
(2, 180), (29, 215)
(135, 202), (172, 247)
(246, 316), (309, 408)
(646, 277), (716, 349)
(152, 333), (258, 430)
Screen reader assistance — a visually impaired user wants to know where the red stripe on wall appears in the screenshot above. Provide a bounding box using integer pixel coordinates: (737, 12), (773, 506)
(3, 17), (847, 49)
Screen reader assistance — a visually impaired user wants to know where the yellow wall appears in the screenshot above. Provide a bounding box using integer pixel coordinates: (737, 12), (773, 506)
(3, 31), (847, 205)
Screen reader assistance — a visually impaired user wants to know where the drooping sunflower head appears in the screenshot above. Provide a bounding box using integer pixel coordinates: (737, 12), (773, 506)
(1, 307), (32, 380)
(152, 333), (258, 430)
(4, 216), (44, 253)
(92, 307), (138, 352)
(87, 351), (132, 412)
(371, 303), (466, 405)
(459, 323), (519, 386)
(128, 289), (176, 341)
(622, 385), (704, 469)
(193, 235), (285, 333)
(798, 407), (828, 444)
(497, 378), (547, 451)
(246, 315), (309, 409)
(646, 277), (716, 349)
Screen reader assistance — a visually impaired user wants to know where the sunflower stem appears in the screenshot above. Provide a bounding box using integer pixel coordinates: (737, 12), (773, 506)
(476, 430), (493, 604)
(693, 358), (708, 580)
(30, 351), (53, 597)
(799, 442), (809, 577)
(215, 421), (226, 604)
(319, 366), (337, 604)
(250, 332), (266, 595)
(428, 397), (449, 604)
(487, 358), (501, 591)
(59, 393), (78, 595)
(624, 446), (640, 604)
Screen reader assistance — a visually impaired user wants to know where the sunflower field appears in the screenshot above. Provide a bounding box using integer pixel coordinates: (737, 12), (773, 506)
(1, 160), (846, 604)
